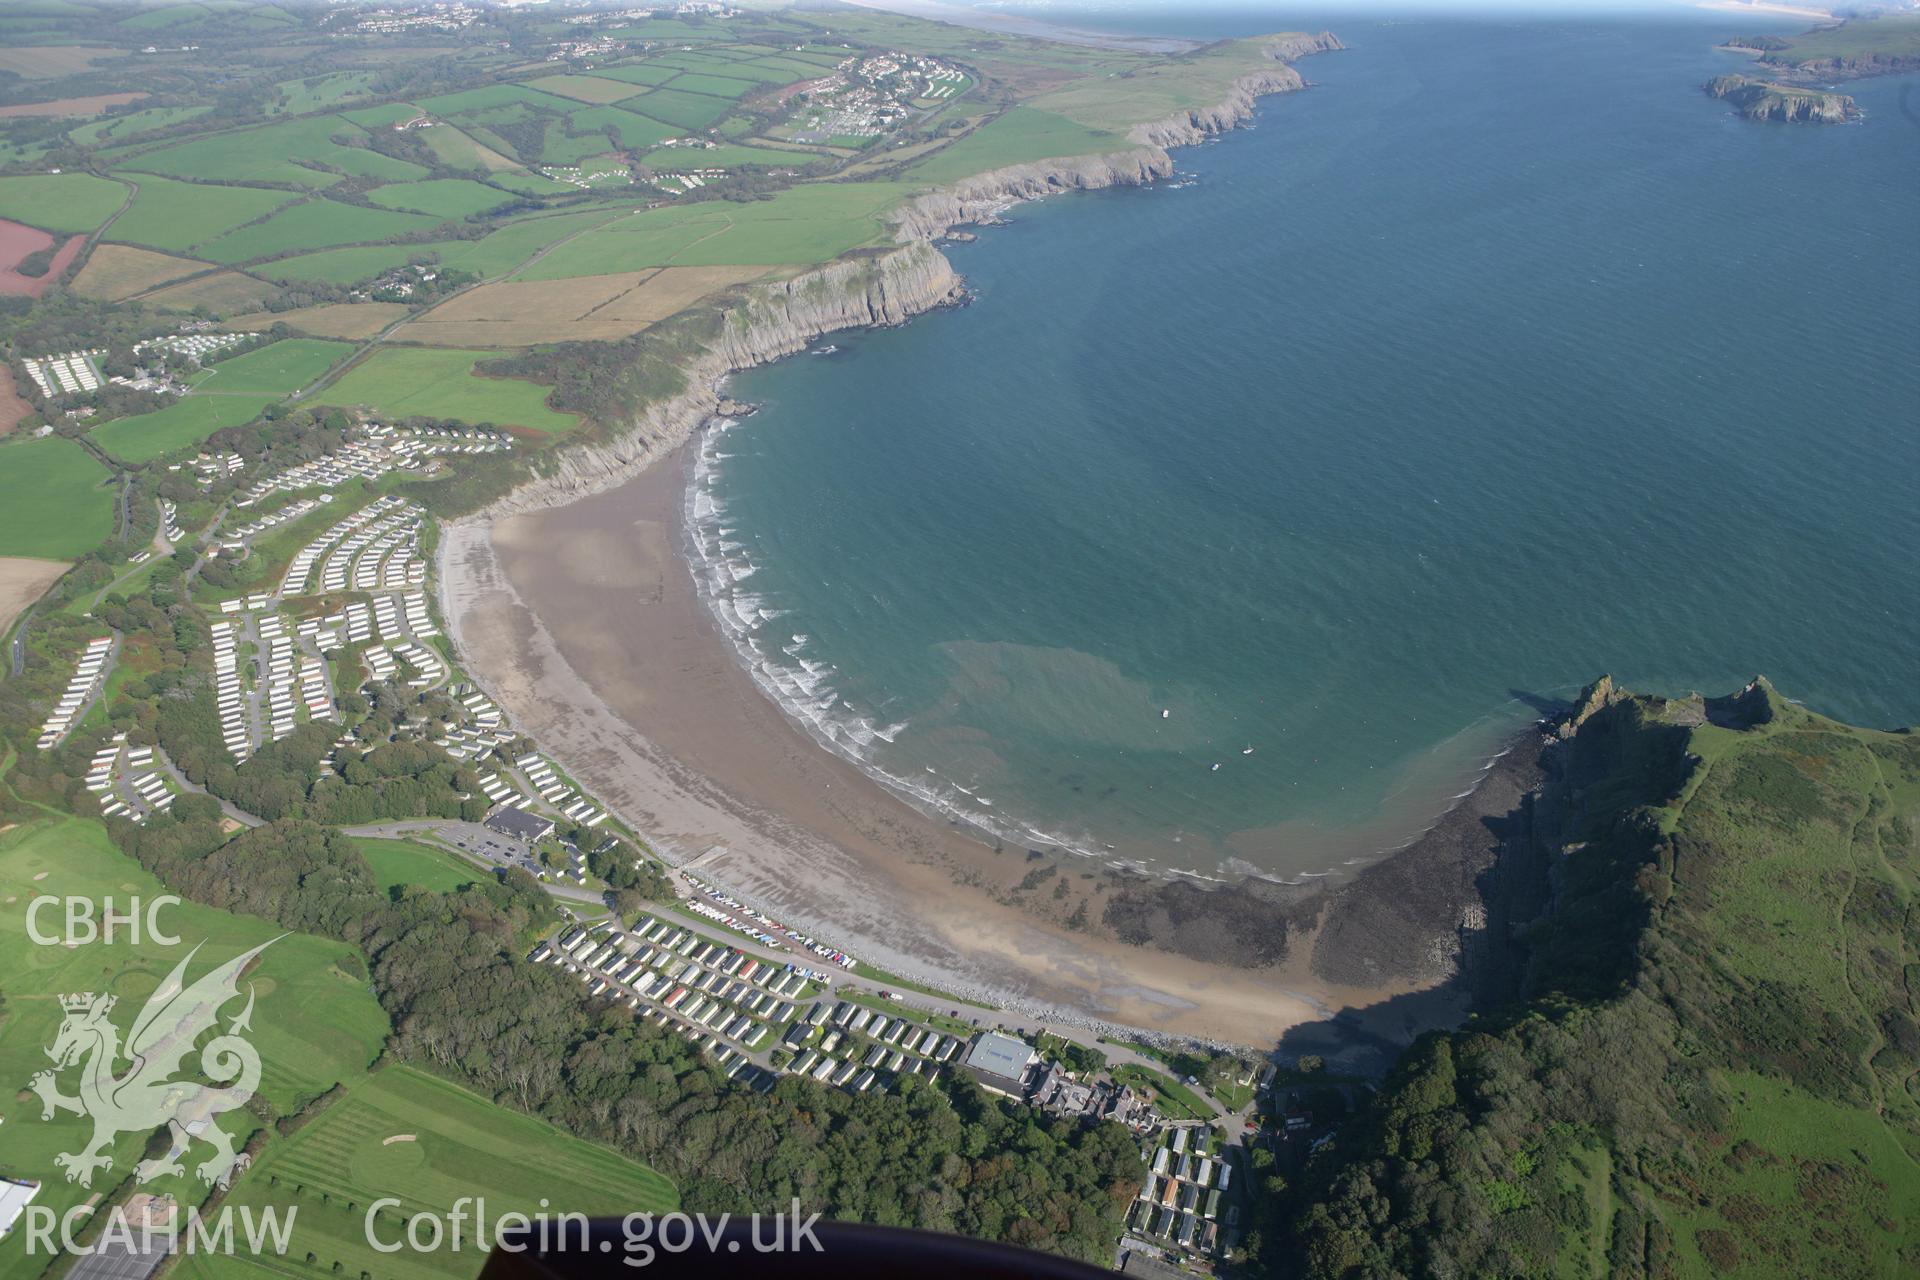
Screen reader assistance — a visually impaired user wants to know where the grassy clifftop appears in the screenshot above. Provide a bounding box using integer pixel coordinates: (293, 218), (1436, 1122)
(1277, 679), (1920, 1279)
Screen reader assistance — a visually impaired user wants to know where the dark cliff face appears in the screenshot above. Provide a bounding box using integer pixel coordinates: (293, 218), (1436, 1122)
(1704, 74), (1859, 123)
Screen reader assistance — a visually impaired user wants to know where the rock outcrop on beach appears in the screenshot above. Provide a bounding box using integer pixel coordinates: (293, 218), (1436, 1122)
(1705, 73), (1859, 123)
(1100, 716), (1549, 996)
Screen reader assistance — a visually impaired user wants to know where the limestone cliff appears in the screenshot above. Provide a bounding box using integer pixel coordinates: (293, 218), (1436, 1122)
(473, 241), (964, 518)
(890, 33), (1342, 242)
(1127, 32), (1345, 148)
(889, 148), (1177, 242)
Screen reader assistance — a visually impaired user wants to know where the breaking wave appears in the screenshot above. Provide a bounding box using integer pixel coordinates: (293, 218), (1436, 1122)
(686, 416), (1115, 864)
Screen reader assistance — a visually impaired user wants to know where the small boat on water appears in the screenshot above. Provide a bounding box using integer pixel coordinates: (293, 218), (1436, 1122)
(1210, 763), (1221, 772)
(811, 344), (838, 355)
(1242, 746), (1254, 755)
(1161, 709), (1170, 719)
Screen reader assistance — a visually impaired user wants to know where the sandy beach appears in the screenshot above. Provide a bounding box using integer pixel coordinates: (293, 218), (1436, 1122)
(441, 446), (1502, 1046)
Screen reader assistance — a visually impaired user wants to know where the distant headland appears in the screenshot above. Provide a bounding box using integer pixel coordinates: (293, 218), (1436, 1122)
(1704, 73), (1860, 122)
(1720, 9), (1920, 83)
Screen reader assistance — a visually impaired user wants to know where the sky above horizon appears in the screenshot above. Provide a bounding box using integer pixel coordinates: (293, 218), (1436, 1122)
(901, 0), (1827, 18)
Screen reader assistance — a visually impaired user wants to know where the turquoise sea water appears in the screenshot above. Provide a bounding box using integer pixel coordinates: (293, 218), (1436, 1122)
(690, 11), (1920, 879)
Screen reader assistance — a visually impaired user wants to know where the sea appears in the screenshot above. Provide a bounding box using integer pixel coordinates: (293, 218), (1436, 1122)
(683, 5), (1920, 881)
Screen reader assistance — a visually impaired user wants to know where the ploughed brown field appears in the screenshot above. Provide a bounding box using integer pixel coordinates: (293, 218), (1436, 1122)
(0, 219), (79, 298)
(70, 243), (207, 301)
(0, 557), (68, 636)
(0, 91), (147, 118)
(404, 265), (767, 347)
(0, 366), (32, 435)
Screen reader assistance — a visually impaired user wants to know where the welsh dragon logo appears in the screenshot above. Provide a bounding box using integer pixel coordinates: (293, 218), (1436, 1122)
(30, 938), (279, 1190)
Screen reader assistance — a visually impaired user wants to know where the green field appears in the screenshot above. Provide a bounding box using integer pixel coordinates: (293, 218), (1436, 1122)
(0, 436), (113, 559)
(647, 50), (755, 74)
(196, 198), (443, 264)
(559, 103), (679, 151)
(638, 142), (796, 171)
(69, 104), (213, 147)
(0, 171), (126, 233)
(108, 175), (295, 253)
(260, 205), (621, 287)
(417, 123), (516, 171)
(175, 1066), (677, 1280)
(447, 208), (623, 276)
(664, 72), (762, 100)
(339, 101), (423, 130)
(269, 70), (377, 115)
(89, 340), (348, 461)
(260, 241), (465, 288)
(416, 83), (564, 120)
(1755, 12), (1920, 65)
(124, 115), (429, 188)
(627, 87), (734, 131)
(353, 837), (479, 894)
(591, 62), (680, 88)
(368, 178), (518, 220)
(189, 338), (353, 394)
(90, 393), (272, 463)
(318, 348), (577, 433)
(0, 817), (389, 1280)
(735, 55), (842, 80)
(527, 73), (648, 106)
(905, 108), (1125, 184)
(490, 169), (576, 197)
(522, 182), (903, 278)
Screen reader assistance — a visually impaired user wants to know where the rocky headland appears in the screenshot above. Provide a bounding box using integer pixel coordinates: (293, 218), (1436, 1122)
(1705, 73), (1860, 123)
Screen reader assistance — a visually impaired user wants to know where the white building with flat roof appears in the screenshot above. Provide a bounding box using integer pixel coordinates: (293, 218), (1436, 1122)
(0, 1178), (40, 1239)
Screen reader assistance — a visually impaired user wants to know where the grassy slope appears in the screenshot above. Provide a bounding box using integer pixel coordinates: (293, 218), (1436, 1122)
(90, 394), (270, 464)
(178, 1064), (676, 1280)
(0, 437), (115, 559)
(366, 178), (518, 220)
(1642, 699), (1920, 1276)
(186, 338), (355, 395)
(90, 340), (352, 463)
(518, 183), (907, 279)
(0, 172), (127, 234)
(904, 108), (1127, 184)
(0, 816), (389, 1280)
(352, 836), (478, 894)
(1290, 684), (1920, 1279)
(315, 347), (578, 434)
(195, 200), (443, 265)
(106, 177), (295, 254)
(1755, 13), (1920, 66)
